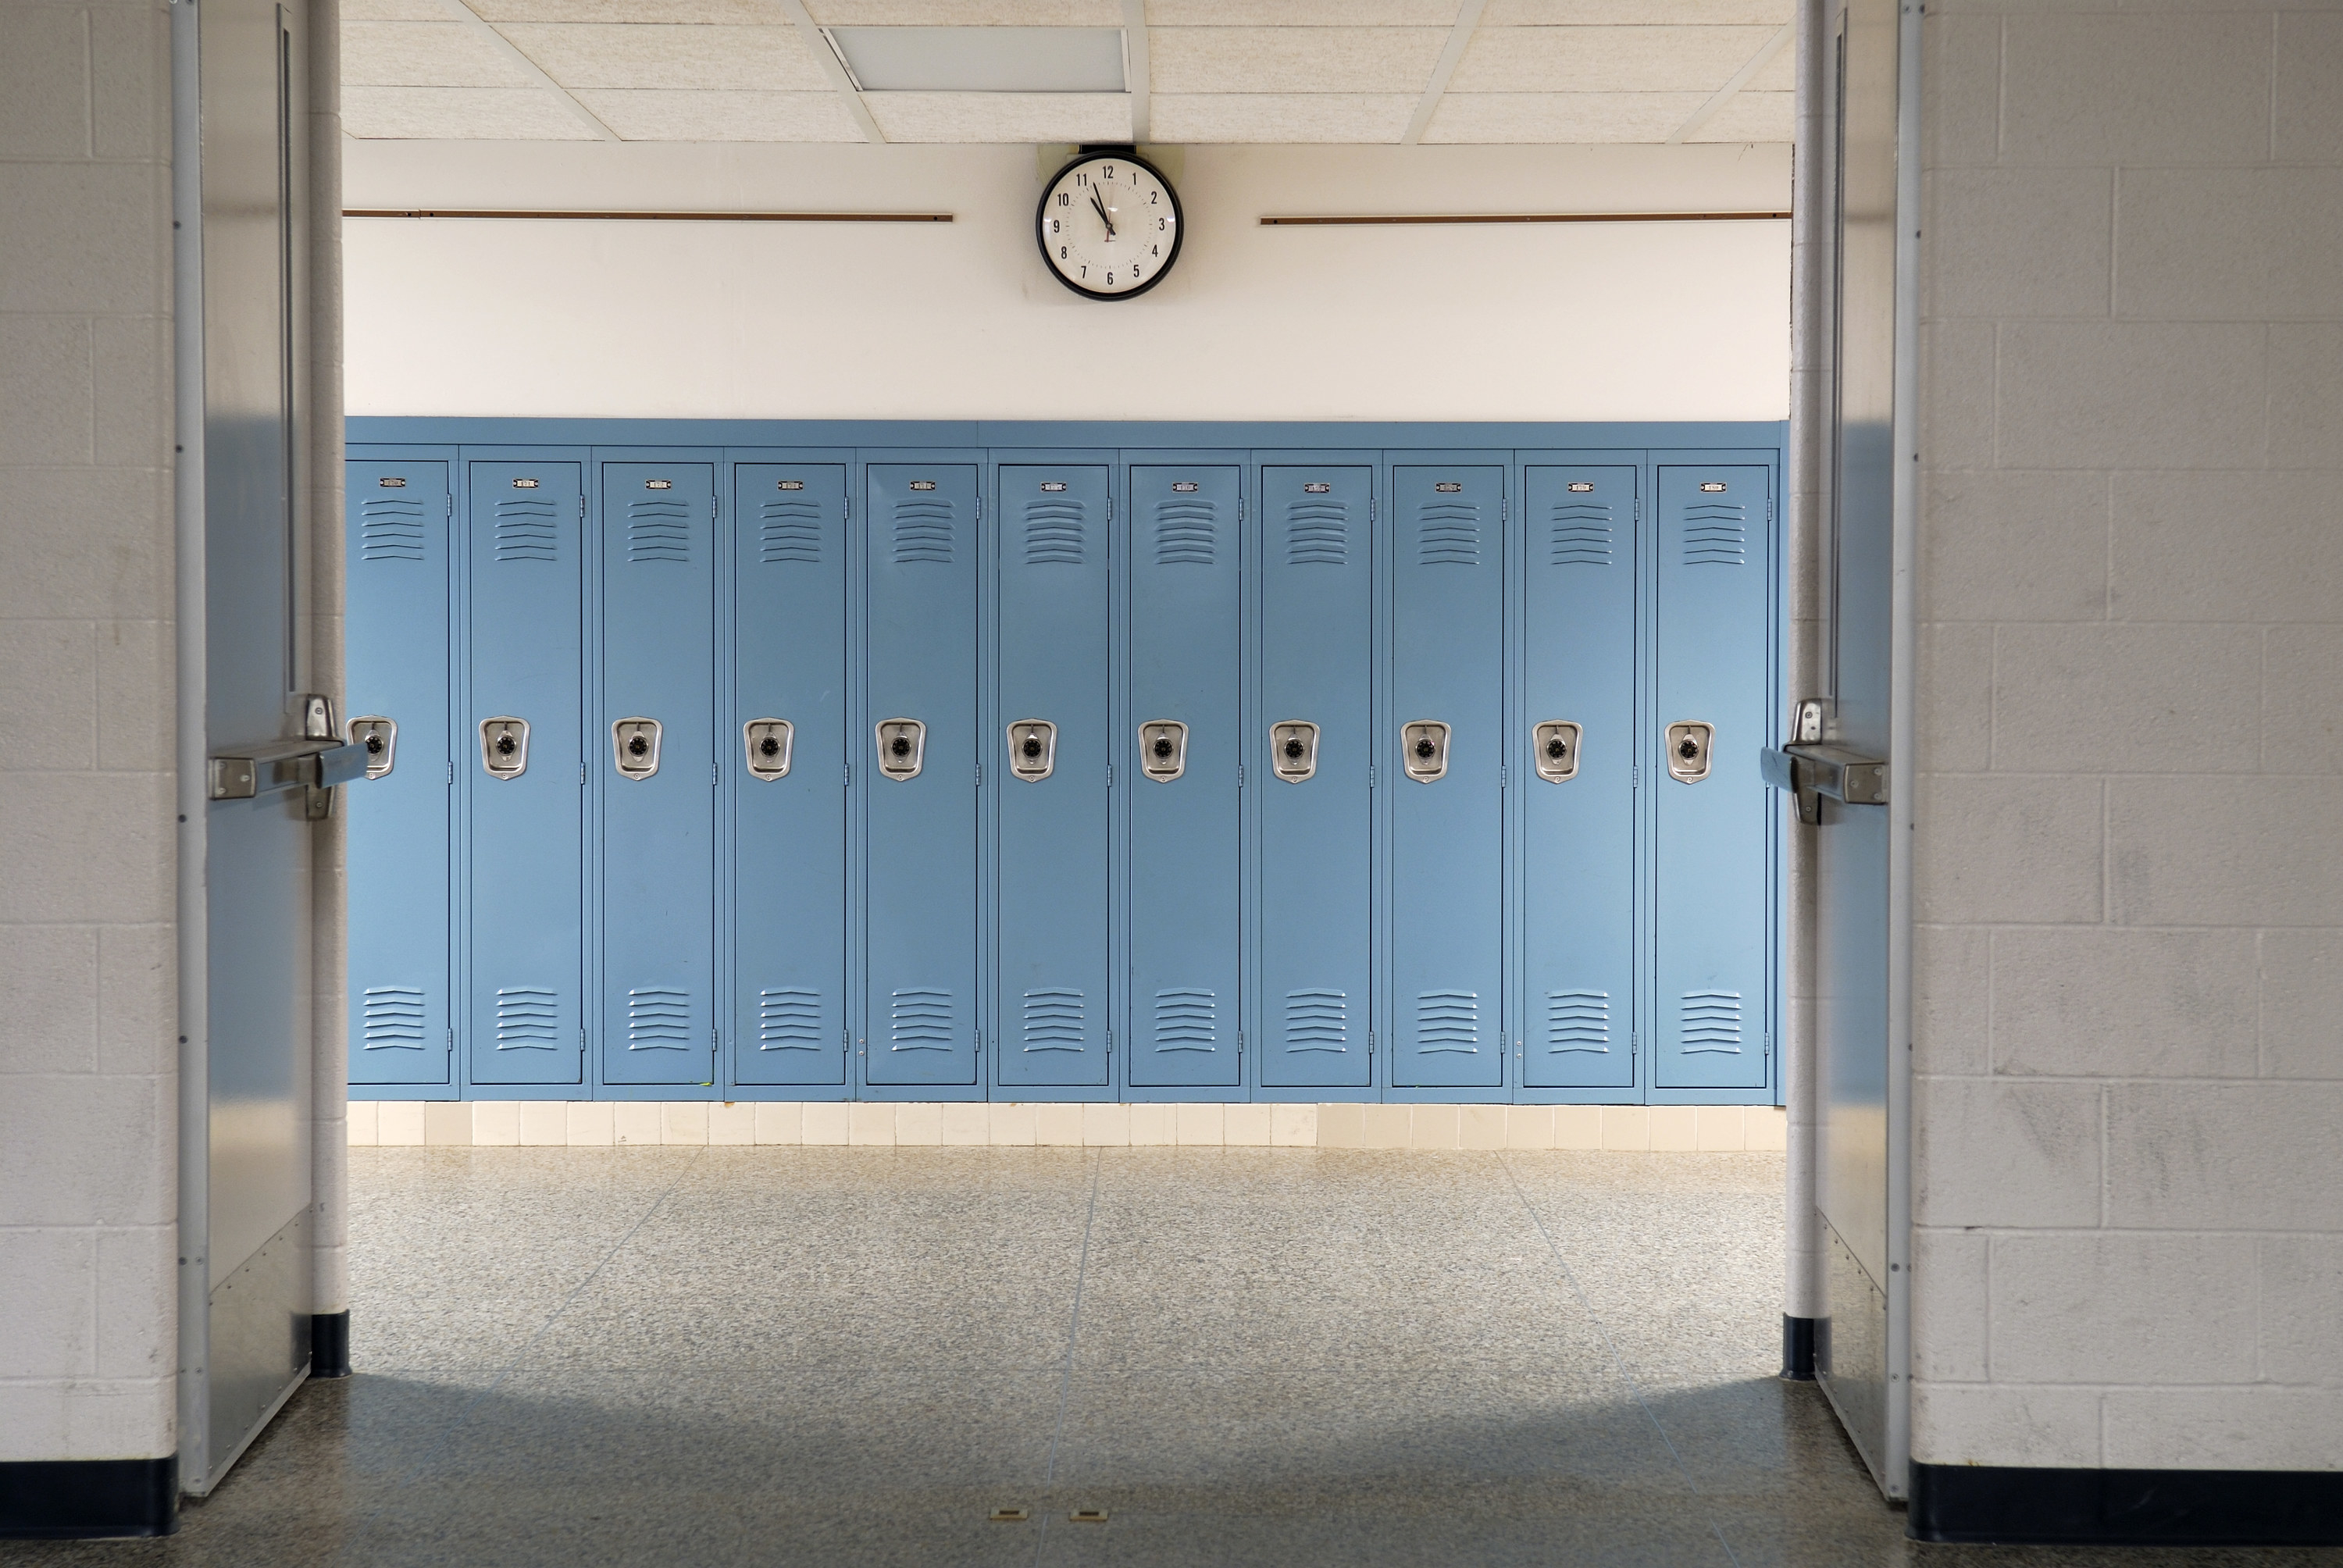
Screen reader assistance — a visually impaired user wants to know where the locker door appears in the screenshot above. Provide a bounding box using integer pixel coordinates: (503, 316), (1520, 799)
(865, 464), (979, 1087)
(996, 465), (1110, 1089)
(1656, 464), (1772, 1089)
(1127, 465), (1241, 1089)
(734, 464), (848, 1087)
(1258, 465), (1373, 1090)
(1390, 465), (1505, 1089)
(1522, 465), (1637, 1089)
(346, 459), (451, 1086)
(600, 462), (715, 1087)
(467, 460), (584, 1085)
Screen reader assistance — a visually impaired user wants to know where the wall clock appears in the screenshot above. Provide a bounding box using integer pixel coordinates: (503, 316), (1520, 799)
(1036, 148), (1182, 301)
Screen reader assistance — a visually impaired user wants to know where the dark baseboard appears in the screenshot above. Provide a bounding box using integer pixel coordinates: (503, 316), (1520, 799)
(0, 1457), (177, 1539)
(1780, 1314), (1817, 1381)
(1911, 1463), (2343, 1546)
(311, 1310), (351, 1378)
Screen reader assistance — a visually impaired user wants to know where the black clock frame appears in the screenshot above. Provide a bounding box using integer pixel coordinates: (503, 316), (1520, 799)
(1036, 146), (1184, 302)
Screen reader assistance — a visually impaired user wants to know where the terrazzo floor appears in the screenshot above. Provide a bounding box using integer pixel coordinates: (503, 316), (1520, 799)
(8, 1146), (2338, 1567)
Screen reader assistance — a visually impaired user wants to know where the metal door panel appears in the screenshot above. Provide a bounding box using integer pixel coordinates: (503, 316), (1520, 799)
(345, 459), (451, 1085)
(1257, 465), (1373, 1089)
(1655, 465), (1771, 1089)
(733, 464), (848, 1086)
(601, 461), (715, 1085)
(1128, 465), (1242, 1088)
(1521, 465), (1638, 1089)
(865, 464), (979, 1087)
(466, 460), (583, 1085)
(1390, 465), (1505, 1089)
(996, 465), (1111, 1088)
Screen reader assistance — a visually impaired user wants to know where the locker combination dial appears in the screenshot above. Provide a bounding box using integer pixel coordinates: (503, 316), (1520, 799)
(1007, 719), (1057, 782)
(1269, 721), (1320, 783)
(744, 718), (793, 782)
(876, 718), (925, 781)
(1665, 721), (1714, 783)
(480, 717), (529, 780)
(1138, 720), (1188, 782)
(348, 716), (398, 780)
(1532, 721), (1582, 784)
(612, 718), (662, 781)
(1400, 720), (1451, 783)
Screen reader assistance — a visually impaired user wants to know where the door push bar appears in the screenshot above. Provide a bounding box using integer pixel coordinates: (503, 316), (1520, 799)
(1761, 701), (1888, 825)
(207, 695), (375, 818)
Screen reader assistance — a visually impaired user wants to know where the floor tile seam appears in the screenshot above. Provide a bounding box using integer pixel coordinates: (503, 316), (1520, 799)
(1044, 1146), (1105, 1488)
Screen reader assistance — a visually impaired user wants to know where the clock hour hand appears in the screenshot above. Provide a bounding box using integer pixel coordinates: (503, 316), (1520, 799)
(1089, 188), (1115, 239)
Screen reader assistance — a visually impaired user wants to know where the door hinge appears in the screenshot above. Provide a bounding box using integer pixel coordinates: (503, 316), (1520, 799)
(1236, 764), (1244, 787)
(713, 762), (720, 784)
(1105, 1029), (1114, 1048)
(1500, 766), (1508, 788)
(843, 1029), (851, 1050)
(1105, 764), (1114, 786)
(974, 496), (982, 520)
(580, 1027), (587, 1047)
(447, 1028), (454, 1046)
(1106, 496), (1113, 522)
(1238, 1030), (1245, 1050)
(447, 760), (454, 785)
(444, 493), (453, 516)
(1368, 764), (1377, 788)
(580, 763), (587, 785)
(1632, 765), (1639, 788)
(711, 494), (719, 518)
(1368, 1031), (1376, 1049)
(577, 495), (586, 517)
(843, 496), (851, 519)
(843, 763), (852, 786)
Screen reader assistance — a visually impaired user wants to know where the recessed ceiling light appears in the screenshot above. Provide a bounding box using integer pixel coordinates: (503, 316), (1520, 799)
(825, 27), (1126, 94)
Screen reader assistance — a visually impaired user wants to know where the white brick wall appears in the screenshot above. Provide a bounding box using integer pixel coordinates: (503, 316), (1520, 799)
(1913, 1), (2343, 1470)
(0, 0), (180, 1464)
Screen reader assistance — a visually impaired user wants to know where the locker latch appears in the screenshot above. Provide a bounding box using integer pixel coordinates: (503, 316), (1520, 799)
(1007, 719), (1057, 782)
(1665, 721), (1714, 784)
(348, 716), (398, 780)
(1138, 720), (1188, 782)
(1532, 720), (1581, 783)
(480, 717), (530, 780)
(876, 718), (925, 781)
(1400, 720), (1450, 783)
(1269, 721), (1319, 783)
(612, 718), (662, 781)
(744, 718), (793, 781)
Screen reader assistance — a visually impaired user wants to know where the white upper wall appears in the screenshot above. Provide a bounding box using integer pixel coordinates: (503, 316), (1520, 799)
(343, 139), (1789, 423)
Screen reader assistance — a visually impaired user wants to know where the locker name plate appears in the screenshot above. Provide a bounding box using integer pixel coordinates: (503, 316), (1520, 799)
(1532, 720), (1581, 783)
(1401, 720), (1451, 782)
(744, 718), (793, 781)
(1269, 721), (1320, 783)
(349, 716), (398, 780)
(1665, 721), (1714, 783)
(1007, 719), (1057, 782)
(876, 718), (925, 781)
(480, 717), (529, 779)
(612, 717), (662, 780)
(1139, 720), (1188, 782)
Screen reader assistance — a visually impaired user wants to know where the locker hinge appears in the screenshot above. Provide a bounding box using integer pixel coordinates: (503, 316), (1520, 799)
(1238, 1031), (1245, 1050)
(1370, 497), (1378, 522)
(975, 763), (982, 786)
(1105, 764), (1114, 786)
(444, 493), (453, 516)
(843, 496), (851, 519)
(1368, 764), (1377, 788)
(447, 1028), (453, 1046)
(1368, 1031), (1376, 1049)
(1105, 1029), (1114, 1048)
(713, 763), (720, 784)
(1632, 765), (1639, 788)
(1106, 497), (1113, 522)
(581, 764), (587, 785)
(576, 495), (586, 517)
(1236, 764), (1244, 787)
(1500, 766), (1508, 788)
(843, 1029), (851, 1050)
(843, 763), (851, 786)
(447, 761), (454, 785)
(711, 494), (719, 518)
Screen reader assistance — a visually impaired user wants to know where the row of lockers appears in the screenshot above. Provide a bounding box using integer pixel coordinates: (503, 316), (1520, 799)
(344, 433), (1779, 1103)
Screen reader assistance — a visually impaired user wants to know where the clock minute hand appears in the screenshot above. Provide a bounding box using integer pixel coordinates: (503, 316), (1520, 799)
(1089, 188), (1115, 239)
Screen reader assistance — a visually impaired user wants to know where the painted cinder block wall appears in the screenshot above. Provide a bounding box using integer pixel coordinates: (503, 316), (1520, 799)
(0, 2), (181, 1466)
(1911, 2), (2343, 1470)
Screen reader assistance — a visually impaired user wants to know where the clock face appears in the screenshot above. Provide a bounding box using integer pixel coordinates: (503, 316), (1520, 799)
(1036, 153), (1182, 301)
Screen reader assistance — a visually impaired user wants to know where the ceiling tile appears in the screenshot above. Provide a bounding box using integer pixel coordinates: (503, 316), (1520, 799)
(1743, 37), (1792, 94)
(343, 20), (536, 87)
(1421, 91), (1706, 142)
(342, 84), (600, 138)
(806, 0), (1122, 22)
(1146, 0), (1461, 22)
(1686, 87), (1790, 141)
(1151, 27), (1447, 94)
(1150, 91), (1414, 141)
(861, 91), (1132, 141)
(1481, 0), (1789, 23)
(1449, 24), (1779, 93)
(474, 0), (785, 22)
(495, 23), (833, 91)
(343, 0), (457, 21)
(572, 88), (866, 140)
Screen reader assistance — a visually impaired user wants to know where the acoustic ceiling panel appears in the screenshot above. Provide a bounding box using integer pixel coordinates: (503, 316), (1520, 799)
(863, 91), (1133, 142)
(342, 20), (536, 87)
(1686, 88), (1792, 142)
(575, 88), (867, 141)
(342, 84), (601, 138)
(1482, 0), (1791, 21)
(1150, 91), (1417, 143)
(1422, 91), (1708, 143)
(497, 23), (835, 91)
(808, 0), (1122, 20)
(1150, 27), (1450, 94)
(474, 0), (782, 20)
(1449, 24), (1782, 94)
(1147, 0), (1460, 20)
(343, 0), (457, 20)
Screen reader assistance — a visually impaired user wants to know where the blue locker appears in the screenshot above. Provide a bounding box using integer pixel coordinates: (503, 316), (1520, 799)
(733, 464), (848, 1088)
(1257, 465), (1374, 1090)
(1655, 464), (1772, 1089)
(600, 461), (715, 1087)
(466, 459), (584, 1086)
(1389, 465), (1506, 1090)
(865, 464), (979, 1089)
(1521, 465), (1639, 1090)
(345, 458), (451, 1087)
(995, 465), (1111, 1089)
(1127, 465), (1243, 1089)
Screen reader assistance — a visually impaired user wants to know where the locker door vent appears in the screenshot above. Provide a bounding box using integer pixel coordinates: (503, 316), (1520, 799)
(359, 497), (428, 561)
(626, 986), (692, 1049)
(1150, 988), (1216, 1051)
(1283, 501), (1349, 566)
(360, 985), (426, 1048)
(1543, 989), (1610, 1053)
(492, 497), (560, 562)
(625, 499), (691, 564)
(1679, 990), (1744, 1053)
(1414, 503), (1482, 566)
(889, 988), (954, 1049)
(1022, 500), (1086, 565)
(758, 499), (822, 564)
(493, 986), (559, 1049)
(1152, 500), (1216, 565)
(1680, 504), (1749, 566)
(1282, 989), (1348, 1052)
(890, 500), (955, 565)
(1547, 502), (1615, 566)
(1414, 990), (1480, 1053)
(756, 987), (822, 1049)
(1021, 988), (1085, 1051)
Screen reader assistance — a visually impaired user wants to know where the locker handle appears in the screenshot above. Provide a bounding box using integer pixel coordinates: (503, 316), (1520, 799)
(1664, 722), (1714, 784)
